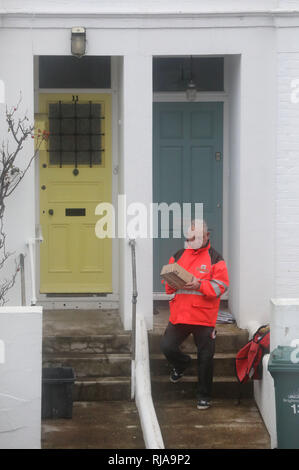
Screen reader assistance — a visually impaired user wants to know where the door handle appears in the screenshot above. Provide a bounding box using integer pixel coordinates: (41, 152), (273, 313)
(48, 209), (54, 215)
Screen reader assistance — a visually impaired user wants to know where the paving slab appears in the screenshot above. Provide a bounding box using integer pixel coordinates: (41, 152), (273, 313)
(154, 398), (271, 449)
(42, 401), (145, 449)
(41, 399), (270, 450)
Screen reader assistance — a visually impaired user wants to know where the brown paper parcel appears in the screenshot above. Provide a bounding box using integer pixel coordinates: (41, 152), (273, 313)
(160, 263), (193, 289)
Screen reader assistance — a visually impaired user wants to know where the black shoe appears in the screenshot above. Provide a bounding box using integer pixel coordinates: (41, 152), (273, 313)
(170, 368), (184, 383)
(197, 399), (211, 410)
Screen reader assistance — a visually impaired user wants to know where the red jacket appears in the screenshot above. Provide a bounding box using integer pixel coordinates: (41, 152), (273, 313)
(162, 242), (229, 327)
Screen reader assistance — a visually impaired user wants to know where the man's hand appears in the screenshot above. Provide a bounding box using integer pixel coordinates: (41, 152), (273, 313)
(184, 276), (201, 290)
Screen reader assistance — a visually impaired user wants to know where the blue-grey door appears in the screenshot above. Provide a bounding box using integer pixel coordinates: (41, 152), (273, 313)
(153, 102), (223, 292)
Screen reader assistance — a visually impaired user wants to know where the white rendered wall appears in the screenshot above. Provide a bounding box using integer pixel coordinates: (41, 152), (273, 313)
(0, 307), (42, 449)
(117, 57), (126, 326)
(275, 28), (299, 298)
(0, 29), (36, 307)
(0, 7), (280, 331)
(237, 39), (276, 329)
(119, 55), (153, 330)
(226, 55), (241, 326)
(270, 299), (299, 350)
(0, 1), (281, 15)
(254, 354), (277, 448)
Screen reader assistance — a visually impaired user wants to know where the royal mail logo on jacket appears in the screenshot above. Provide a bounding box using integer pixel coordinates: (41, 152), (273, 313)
(163, 241), (229, 327)
(197, 265), (209, 274)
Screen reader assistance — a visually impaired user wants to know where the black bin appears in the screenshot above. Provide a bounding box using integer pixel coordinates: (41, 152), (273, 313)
(42, 367), (75, 419)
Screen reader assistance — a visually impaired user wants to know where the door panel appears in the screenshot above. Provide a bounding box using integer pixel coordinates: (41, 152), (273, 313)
(79, 224), (105, 273)
(153, 102), (223, 292)
(48, 224), (72, 273)
(190, 146), (214, 209)
(38, 93), (112, 293)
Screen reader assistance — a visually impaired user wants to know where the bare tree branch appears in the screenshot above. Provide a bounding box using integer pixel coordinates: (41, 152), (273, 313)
(0, 95), (49, 304)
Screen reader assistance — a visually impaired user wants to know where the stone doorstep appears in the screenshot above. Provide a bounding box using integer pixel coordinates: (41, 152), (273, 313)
(149, 325), (249, 354)
(73, 377), (131, 401)
(42, 313), (250, 402)
(150, 352), (237, 377)
(151, 376), (252, 400)
(42, 334), (131, 355)
(42, 309), (123, 338)
(71, 375), (252, 402)
(42, 351), (237, 378)
(42, 326), (248, 356)
(43, 353), (132, 378)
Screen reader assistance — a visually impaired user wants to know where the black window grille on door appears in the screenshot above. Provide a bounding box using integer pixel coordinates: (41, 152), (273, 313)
(48, 99), (104, 167)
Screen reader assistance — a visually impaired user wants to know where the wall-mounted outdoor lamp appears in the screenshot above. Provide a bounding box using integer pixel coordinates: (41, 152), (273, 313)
(71, 27), (86, 58)
(186, 79), (197, 101)
(186, 56), (197, 101)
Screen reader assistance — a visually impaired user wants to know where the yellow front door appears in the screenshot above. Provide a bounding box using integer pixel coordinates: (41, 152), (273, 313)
(37, 93), (112, 293)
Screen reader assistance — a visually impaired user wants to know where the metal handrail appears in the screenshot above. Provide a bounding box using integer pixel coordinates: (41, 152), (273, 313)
(19, 253), (26, 306)
(129, 239), (138, 369)
(26, 227), (43, 306)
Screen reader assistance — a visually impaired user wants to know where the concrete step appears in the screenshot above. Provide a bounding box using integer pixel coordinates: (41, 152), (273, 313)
(73, 377), (131, 402)
(43, 353), (131, 378)
(149, 319), (249, 400)
(73, 375), (251, 402)
(42, 309), (124, 337)
(42, 401), (145, 449)
(43, 351), (236, 379)
(41, 399), (270, 449)
(151, 376), (252, 400)
(42, 310), (249, 403)
(150, 352), (236, 377)
(154, 398), (270, 449)
(43, 334), (131, 355)
(149, 323), (248, 355)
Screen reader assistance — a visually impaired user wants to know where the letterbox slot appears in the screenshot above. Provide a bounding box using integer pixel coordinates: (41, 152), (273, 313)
(65, 208), (86, 216)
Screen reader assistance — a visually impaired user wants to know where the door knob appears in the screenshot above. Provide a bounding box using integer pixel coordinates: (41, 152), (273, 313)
(48, 209), (54, 215)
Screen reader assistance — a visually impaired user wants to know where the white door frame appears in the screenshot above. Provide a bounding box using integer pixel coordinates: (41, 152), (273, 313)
(152, 91), (229, 301)
(33, 56), (229, 306)
(34, 56), (120, 309)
